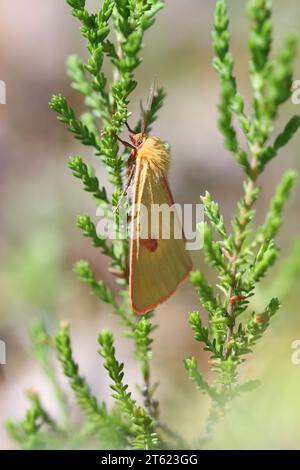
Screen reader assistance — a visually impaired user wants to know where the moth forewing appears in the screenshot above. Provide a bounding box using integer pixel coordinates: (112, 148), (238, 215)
(129, 136), (193, 314)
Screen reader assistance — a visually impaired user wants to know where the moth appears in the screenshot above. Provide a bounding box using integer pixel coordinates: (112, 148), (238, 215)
(115, 92), (193, 314)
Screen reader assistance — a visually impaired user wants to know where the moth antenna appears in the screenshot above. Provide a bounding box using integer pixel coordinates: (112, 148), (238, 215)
(139, 99), (145, 129)
(125, 121), (135, 134)
(143, 81), (156, 134)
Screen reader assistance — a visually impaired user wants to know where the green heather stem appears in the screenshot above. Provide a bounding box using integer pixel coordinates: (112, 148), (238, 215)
(187, 0), (299, 447)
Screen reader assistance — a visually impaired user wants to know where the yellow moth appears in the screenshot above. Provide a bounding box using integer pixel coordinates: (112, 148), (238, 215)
(115, 98), (193, 314)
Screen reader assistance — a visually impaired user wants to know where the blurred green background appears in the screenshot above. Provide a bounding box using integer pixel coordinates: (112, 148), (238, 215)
(0, 0), (300, 449)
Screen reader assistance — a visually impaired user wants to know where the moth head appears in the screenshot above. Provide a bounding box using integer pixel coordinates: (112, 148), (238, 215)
(130, 132), (147, 148)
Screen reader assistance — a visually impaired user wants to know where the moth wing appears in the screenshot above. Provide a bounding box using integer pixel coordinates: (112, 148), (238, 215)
(129, 161), (193, 314)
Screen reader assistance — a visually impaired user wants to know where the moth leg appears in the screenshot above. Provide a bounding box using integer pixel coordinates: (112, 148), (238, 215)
(113, 132), (136, 150)
(108, 267), (127, 279)
(114, 163), (136, 213)
(126, 153), (136, 177)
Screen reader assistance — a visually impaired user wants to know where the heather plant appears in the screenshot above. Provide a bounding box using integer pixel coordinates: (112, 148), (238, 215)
(6, 0), (300, 450)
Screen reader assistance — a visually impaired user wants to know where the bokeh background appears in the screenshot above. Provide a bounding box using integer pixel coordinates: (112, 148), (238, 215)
(1, 0), (300, 449)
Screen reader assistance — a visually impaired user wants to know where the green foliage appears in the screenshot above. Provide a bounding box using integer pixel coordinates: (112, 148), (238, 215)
(74, 260), (115, 304)
(60, 1), (166, 446)
(62, 0), (165, 377)
(8, 0), (166, 451)
(212, 0), (250, 173)
(132, 316), (155, 384)
(6, 391), (58, 450)
(186, 0), (299, 446)
(30, 320), (69, 422)
(9, 0), (300, 451)
(68, 156), (108, 205)
(50, 95), (101, 151)
(98, 329), (158, 449)
(55, 322), (129, 448)
(256, 170), (298, 243)
(55, 322), (106, 424)
(184, 356), (220, 402)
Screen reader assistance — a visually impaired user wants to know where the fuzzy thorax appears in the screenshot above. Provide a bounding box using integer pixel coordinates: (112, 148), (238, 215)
(137, 136), (170, 177)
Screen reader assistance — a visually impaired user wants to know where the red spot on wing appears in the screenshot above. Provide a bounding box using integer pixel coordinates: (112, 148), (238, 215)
(141, 238), (158, 253)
